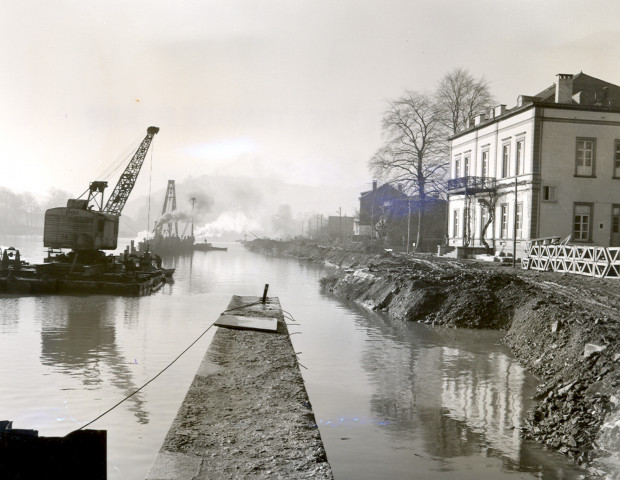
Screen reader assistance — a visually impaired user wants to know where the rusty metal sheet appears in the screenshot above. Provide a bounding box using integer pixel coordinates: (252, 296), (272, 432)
(214, 314), (278, 332)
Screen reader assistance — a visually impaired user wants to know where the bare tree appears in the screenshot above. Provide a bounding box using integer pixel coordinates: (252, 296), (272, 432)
(368, 91), (448, 251)
(478, 193), (497, 251)
(436, 67), (494, 134)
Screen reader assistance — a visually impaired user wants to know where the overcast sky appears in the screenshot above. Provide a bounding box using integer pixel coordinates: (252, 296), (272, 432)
(1, 0), (619, 201)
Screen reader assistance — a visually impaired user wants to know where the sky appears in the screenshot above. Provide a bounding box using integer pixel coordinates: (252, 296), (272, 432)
(1, 0), (619, 207)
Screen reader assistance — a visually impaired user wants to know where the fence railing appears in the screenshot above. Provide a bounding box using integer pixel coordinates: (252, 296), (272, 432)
(522, 243), (620, 278)
(447, 176), (497, 192)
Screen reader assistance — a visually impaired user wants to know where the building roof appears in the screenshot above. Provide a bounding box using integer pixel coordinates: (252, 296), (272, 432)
(359, 182), (407, 199)
(532, 72), (620, 108)
(450, 72), (620, 140)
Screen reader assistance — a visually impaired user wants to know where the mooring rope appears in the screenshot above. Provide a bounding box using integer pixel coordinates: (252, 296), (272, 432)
(71, 319), (218, 433)
(71, 299), (304, 433)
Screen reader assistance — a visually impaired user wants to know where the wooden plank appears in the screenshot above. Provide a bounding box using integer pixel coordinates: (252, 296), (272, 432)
(214, 314), (278, 332)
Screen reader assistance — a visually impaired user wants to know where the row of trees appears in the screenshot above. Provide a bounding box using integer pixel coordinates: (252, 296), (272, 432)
(0, 187), (71, 233)
(368, 68), (494, 251)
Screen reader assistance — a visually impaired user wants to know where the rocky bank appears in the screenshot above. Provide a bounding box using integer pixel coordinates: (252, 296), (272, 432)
(245, 239), (620, 478)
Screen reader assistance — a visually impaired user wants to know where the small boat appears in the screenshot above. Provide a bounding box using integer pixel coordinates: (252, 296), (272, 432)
(162, 267), (175, 277)
(193, 240), (227, 252)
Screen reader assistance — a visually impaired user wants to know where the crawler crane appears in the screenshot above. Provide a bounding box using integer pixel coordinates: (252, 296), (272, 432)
(43, 126), (159, 265)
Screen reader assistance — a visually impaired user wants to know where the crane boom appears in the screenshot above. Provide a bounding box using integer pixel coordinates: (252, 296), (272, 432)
(104, 126), (159, 216)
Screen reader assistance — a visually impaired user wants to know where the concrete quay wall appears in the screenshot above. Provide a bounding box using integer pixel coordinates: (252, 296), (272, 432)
(146, 295), (332, 480)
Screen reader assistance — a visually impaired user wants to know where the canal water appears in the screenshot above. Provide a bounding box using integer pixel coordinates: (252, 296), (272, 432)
(0, 235), (584, 479)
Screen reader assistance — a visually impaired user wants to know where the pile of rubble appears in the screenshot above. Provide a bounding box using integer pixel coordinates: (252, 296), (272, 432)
(245, 239), (619, 475)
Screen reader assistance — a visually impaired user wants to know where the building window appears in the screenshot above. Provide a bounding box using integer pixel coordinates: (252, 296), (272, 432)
(573, 203), (592, 241)
(463, 155), (470, 177)
(575, 138), (595, 177)
(502, 144), (510, 178)
(500, 204), (508, 238)
(516, 202), (523, 238)
(614, 140), (620, 178)
(454, 156), (461, 178)
(481, 150), (489, 178)
(453, 209), (460, 238)
(516, 139), (524, 175)
(542, 185), (556, 202)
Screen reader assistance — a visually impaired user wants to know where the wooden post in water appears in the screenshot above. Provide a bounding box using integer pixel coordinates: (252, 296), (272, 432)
(262, 284), (269, 303)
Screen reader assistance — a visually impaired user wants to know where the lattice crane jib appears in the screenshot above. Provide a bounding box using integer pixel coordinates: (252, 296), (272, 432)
(161, 180), (178, 237)
(103, 126), (159, 216)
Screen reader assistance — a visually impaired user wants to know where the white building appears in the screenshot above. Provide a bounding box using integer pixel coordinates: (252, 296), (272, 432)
(447, 72), (620, 258)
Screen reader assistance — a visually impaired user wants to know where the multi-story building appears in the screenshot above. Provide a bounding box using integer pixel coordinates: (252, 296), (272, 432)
(447, 72), (620, 258)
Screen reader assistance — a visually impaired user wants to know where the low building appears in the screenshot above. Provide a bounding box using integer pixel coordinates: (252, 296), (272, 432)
(356, 181), (446, 251)
(447, 72), (620, 258)
(326, 215), (354, 242)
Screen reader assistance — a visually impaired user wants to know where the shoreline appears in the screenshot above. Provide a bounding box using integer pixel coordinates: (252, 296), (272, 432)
(245, 239), (619, 477)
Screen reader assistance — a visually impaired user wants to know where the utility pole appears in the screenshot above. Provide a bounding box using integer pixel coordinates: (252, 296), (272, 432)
(338, 207), (342, 244)
(316, 215), (319, 241)
(189, 196), (196, 238)
(406, 197), (411, 253)
(370, 204), (374, 244)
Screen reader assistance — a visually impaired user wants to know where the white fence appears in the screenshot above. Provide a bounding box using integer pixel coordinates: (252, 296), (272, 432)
(522, 244), (620, 278)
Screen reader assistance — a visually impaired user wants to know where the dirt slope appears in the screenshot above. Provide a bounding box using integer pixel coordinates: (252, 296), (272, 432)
(245, 239), (620, 477)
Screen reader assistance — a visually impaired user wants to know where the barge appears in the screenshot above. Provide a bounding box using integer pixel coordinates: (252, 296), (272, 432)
(0, 246), (169, 296)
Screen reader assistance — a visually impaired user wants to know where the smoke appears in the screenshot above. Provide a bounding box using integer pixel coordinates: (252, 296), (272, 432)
(195, 211), (261, 239)
(187, 191), (213, 222)
(155, 211), (192, 229)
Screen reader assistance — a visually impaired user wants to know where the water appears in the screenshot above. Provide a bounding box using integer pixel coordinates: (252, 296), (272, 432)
(0, 235), (584, 479)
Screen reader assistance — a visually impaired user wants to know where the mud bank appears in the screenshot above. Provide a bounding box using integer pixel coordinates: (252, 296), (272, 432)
(246, 239), (619, 477)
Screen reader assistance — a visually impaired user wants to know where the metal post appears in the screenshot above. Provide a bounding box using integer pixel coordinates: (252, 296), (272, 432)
(513, 176), (518, 267)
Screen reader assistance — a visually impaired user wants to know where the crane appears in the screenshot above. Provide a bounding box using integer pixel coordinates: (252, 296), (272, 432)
(104, 126), (159, 215)
(43, 126), (159, 252)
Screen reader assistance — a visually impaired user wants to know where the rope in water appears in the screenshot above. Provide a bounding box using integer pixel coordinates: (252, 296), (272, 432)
(70, 299), (295, 433)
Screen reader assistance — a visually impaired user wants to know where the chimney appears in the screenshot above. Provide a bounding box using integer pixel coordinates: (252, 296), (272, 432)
(555, 73), (574, 104)
(494, 104), (507, 117)
(372, 180), (377, 191)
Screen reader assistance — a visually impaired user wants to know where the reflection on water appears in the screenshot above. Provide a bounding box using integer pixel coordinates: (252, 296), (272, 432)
(39, 297), (149, 424)
(439, 349), (524, 460)
(308, 300), (585, 479)
(0, 236), (586, 480)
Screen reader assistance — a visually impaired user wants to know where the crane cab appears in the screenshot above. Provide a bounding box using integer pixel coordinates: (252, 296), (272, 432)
(44, 199), (119, 251)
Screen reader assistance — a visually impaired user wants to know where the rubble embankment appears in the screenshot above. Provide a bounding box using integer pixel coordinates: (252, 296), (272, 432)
(245, 239), (620, 476)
